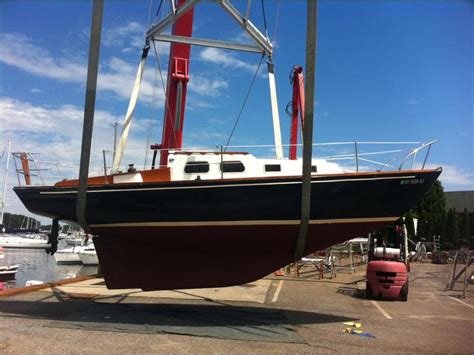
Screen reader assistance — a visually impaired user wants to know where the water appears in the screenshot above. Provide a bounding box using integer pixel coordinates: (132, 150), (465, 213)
(1, 244), (97, 288)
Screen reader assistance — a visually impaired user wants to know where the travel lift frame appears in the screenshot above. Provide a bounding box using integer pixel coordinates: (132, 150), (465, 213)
(72, 0), (318, 267)
(112, 0), (282, 175)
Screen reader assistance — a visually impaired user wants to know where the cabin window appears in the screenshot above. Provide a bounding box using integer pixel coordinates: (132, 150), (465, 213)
(184, 161), (209, 174)
(265, 164), (281, 172)
(311, 165), (317, 173)
(220, 161), (245, 173)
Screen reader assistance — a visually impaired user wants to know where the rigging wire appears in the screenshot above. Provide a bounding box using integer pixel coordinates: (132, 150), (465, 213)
(272, 0), (281, 47)
(260, 0), (269, 39)
(143, 47), (162, 169)
(224, 54), (266, 150)
(156, 0), (163, 17)
(147, 0), (155, 27)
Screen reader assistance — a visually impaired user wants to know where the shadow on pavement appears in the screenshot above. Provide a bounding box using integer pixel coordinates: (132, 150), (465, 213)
(0, 297), (358, 343)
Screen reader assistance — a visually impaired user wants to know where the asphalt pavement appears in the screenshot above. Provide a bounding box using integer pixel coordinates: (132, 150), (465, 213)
(0, 262), (472, 353)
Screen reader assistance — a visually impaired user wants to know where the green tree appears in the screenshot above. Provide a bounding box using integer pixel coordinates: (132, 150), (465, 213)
(404, 210), (416, 240)
(413, 180), (446, 241)
(416, 210), (428, 241)
(445, 208), (460, 248)
(459, 208), (470, 242)
(2, 212), (41, 230)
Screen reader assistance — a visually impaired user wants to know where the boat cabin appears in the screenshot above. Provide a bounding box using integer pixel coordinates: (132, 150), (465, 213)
(167, 151), (343, 181)
(54, 151), (343, 187)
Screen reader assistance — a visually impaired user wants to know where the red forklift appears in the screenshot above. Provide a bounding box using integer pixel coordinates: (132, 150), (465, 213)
(366, 220), (409, 301)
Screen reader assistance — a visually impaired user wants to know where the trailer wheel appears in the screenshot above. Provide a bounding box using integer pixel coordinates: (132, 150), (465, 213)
(400, 282), (408, 302)
(366, 281), (373, 299)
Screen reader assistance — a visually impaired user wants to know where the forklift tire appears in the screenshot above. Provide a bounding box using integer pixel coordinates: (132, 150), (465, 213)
(400, 282), (409, 302)
(366, 281), (373, 299)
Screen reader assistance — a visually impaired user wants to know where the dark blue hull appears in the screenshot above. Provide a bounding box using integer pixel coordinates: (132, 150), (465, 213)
(14, 169), (441, 290)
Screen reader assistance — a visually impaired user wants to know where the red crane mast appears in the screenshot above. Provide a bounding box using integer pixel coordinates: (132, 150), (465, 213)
(289, 66), (305, 160)
(159, 0), (195, 167)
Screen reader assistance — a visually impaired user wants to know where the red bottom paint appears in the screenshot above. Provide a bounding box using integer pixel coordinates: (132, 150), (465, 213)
(93, 221), (390, 290)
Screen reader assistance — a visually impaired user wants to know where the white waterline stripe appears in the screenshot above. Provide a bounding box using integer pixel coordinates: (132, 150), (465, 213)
(371, 300), (392, 319)
(272, 280), (284, 303)
(449, 296), (474, 310)
(40, 176), (416, 195)
(89, 217), (398, 228)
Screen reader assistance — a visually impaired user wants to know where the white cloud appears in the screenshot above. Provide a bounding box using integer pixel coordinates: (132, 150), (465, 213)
(0, 32), (230, 107)
(0, 32), (168, 104)
(102, 21), (145, 49)
(188, 75), (228, 96)
(0, 33), (87, 82)
(0, 97), (156, 218)
(423, 163), (474, 189)
(199, 47), (258, 73)
(0, 97), (154, 174)
(0, 97), (117, 134)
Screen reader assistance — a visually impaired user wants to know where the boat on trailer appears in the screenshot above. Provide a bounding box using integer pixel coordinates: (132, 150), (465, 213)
(13, 1), (441, 291)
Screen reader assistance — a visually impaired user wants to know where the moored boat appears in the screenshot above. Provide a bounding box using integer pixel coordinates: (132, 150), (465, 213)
(0, 264), (19, 282)
(0, 234), (50, 249)
(54, 246), (83, 265)
(78, 247), (98, 266)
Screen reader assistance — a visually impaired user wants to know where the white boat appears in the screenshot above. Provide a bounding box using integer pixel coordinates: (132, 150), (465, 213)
(64, 238), (84, 246)
(0, 264), (19, 281)
(0, 234), (50, 249)
(78, 247), (98, 265)
(54, 246), (83, 264)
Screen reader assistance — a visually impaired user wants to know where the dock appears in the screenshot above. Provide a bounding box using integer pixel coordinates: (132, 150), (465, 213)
(0, 262), (472, 353)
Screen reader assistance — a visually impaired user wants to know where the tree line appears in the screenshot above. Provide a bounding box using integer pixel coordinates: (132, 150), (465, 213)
(1, 212), (41, 230)
(404, 181), (472, 250)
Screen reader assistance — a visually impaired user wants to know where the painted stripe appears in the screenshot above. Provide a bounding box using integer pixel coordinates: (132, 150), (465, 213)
(39, 175), (416, 195)
(89, 217), (398, 228)
(371, 300), (392, 319)
(271, 280), (284, 303)
(449, 296), (474, 310)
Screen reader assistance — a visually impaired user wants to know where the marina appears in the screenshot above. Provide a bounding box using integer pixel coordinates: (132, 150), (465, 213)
(0, 247), (97, 289)
(11, 0), (442, 291)
(0, 0), (472, 353)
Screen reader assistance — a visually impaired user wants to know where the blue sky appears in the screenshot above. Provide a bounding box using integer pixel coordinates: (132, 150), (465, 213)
(0, 0), (473, 218)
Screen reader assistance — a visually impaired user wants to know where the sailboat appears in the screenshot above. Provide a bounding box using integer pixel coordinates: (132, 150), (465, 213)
(13, 1), (441, 291)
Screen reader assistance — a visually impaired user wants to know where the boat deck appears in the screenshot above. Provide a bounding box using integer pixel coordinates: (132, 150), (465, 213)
(0, 262), (472, 353)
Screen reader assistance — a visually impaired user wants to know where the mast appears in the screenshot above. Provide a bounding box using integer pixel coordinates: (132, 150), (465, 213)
(289, 66), (305, 160)
(159, 0), (195, 167)
(0, 139), (11, 225)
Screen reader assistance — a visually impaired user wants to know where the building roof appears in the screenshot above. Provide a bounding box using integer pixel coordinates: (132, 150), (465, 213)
(445, 191), (474, 212)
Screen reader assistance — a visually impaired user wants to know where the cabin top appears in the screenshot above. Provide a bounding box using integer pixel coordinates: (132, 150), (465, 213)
(167, 150), (343, 181)
(54, 150), (343, 187)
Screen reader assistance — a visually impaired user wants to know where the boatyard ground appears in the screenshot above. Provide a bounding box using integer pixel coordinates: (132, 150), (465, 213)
(0, 262), (472, 353)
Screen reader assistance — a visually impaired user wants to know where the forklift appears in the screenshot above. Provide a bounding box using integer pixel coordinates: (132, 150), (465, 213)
(366, 220), (409, 301)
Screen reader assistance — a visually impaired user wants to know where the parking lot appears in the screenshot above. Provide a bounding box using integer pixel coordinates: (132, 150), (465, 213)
(0, 262), (472, 353)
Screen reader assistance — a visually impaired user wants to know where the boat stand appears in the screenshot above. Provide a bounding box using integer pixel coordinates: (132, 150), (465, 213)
(446, 248), (473, 299)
